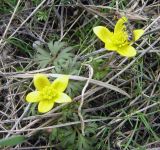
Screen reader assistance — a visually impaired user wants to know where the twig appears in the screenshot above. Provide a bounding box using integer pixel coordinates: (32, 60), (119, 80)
(78, 64), (93, 136)
(138, 0), (148, 15)
(77, 1), (115, 26)
(59, 10), (85, 41)
(60, 6), (64, 39)
(2, 73), (130, 98)
(0, 0), (21, 45)
(1, 100), (159, 134)
(40, 3), (53, 39)
(5, 103), (31, 138)
(106, 37), (160, 83)
(142, 27), (160, 37)
(53, 5), (63, 39)
(79, 48), (106, 60)
(1, 112), (61, 124)
(0, 117), (113, 133)
(0, 66), (55, 76)
(0, 0), (49, 51)
(108, 101), (160, 126)
(144, 15), (160, 32)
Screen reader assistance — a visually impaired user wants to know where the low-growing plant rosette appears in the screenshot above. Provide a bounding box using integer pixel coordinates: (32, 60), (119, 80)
(26, 74), (72, 113)
(93, 17), (144, 57)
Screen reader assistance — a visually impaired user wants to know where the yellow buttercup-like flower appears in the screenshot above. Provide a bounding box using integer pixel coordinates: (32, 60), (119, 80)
(26, 74), (72, 113)
(93, 17), (144, 57)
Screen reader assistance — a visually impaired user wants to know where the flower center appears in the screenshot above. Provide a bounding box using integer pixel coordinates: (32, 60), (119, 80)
(113, 31), (129, 48)
(40, 86), (57, 101)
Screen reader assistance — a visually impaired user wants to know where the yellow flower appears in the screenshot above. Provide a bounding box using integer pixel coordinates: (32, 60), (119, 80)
(26, 74), (72, 113)
(93, 17), (144, 57)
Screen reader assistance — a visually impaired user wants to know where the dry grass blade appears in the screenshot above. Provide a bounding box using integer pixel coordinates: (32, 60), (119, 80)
(8, 73), (131, 98)
(78, 64), (94, 136)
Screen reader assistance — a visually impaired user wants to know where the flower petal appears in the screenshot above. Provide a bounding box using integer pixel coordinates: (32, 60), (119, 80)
(26, 91), (42, 102)
(54, 93), (72, 103)
(34, 74), (50, 91)
(51, 75), (69, 93)
(93, 26), (113, 43)
(133, 29), (144, 41)
(117, 45), (137, 57)
(114, 17), (127, 34)
(38, 100), (54, 113)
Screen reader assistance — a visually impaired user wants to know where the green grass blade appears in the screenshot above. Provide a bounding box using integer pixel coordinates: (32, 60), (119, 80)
(0, 135), (26, 148)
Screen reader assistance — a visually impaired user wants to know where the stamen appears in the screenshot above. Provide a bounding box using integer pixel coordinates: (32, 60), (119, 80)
(40, 86), (57, 101)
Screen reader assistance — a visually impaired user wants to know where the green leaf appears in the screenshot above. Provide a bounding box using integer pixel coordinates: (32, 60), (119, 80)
(35, 54), (51, 68)
(62, 130), (76, 147)
(37, 10), (48, 21)
(0, 135), (26, 148)
(77, 134), (92, 150)
(49, 41), (66, 55)
(63, 46), (74, 52)
(52, 58), (82, 97)
(35, 40), (76, 72)
(50, 128), (58, 141)
(36, 46), (50, 57)
(38, 60), (50, 68)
